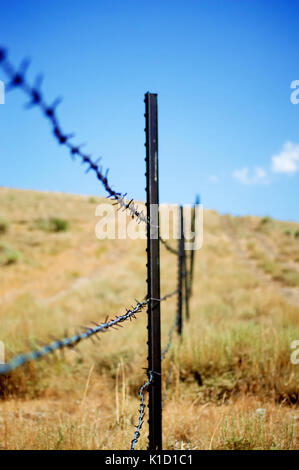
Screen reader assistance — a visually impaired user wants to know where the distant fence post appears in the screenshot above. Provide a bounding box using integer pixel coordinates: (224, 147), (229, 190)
(145, 92), (162, 451)
(184, 241), (190, 321)
(189, 194), (200, 296)
(177, 206), (184, 336)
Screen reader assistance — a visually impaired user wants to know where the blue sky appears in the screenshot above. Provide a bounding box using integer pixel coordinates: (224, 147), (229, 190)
(0, 0), (299, 221)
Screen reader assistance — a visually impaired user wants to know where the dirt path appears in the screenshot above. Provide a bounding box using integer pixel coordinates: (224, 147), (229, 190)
(221, 215), (299, 308)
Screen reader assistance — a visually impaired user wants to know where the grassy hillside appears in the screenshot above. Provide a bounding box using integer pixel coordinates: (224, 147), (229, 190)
(0, 187), (299, 450)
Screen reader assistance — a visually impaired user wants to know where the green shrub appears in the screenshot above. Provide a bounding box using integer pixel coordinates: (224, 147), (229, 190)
(0, 244), (21, 266)
(273, 269), (299, 287)
(294, 230), (299, 239)
(33, 217), (69, 233)
(284, 230), (291, 236)
(261, 216), (271, 224)
(88, 197), (97, 204)
(50, 217), (69, 232)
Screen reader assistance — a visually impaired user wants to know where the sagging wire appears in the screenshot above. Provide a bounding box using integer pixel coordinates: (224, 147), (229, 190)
(0, 288), (180, 376)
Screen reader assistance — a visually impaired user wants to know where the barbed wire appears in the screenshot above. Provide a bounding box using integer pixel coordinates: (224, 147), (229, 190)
(130, 370), (153, 450)
(0, 47), (150, 226)
(0, 287), (181, 449)
(0, 299), (149, 375)
(130, 287), (179, 450)
(0, 287), (179, 377)
(0, 48), (190, 237)
(0, 46), (198, 451)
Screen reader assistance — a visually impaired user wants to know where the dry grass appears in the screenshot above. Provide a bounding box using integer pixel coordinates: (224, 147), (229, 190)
(0, 187), (298, 449)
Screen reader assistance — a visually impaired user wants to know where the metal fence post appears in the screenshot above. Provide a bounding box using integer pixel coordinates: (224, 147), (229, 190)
(177, 206), (184, 336)
(145, 92), (162, 450)
(189, 194), (200, 297)
(184, 243), (190, 321)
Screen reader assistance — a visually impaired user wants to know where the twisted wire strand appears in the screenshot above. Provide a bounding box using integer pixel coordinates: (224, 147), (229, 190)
(0, 47), (149, 226)
(130, 288), (178, 450)
(0, 47), (188, 235)
(130, 370), (153, 450)
(0, 299), (149, 375)
(0, 287), (179, 376)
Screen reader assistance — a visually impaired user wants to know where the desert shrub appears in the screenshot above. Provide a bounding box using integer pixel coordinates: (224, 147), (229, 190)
(88, 197), (97, 204)
(273, 269), (299, 287)
(50, 217), (69, 232)
(284, 230), (291, 236)
(0, 243), (21, 265)
(0, 218), (9, 234)
(262, 260), (279, 276)
(294, 230), (299, 239)
(246, 241), (256, 252)
(261, 216), (271, 224)
(33, 217), (69, 233)
(257, 216), (272, 232)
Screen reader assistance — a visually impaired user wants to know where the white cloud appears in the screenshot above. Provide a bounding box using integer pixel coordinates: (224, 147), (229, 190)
(209, 175), (220, 183)
(255, 167), (267, 180)
(271, 141), (299, 174)
(232, 166), (269, 185)
(232, 168), (249, 184)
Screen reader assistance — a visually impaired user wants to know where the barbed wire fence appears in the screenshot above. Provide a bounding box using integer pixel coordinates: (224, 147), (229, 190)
(0, 48), (200, 450)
